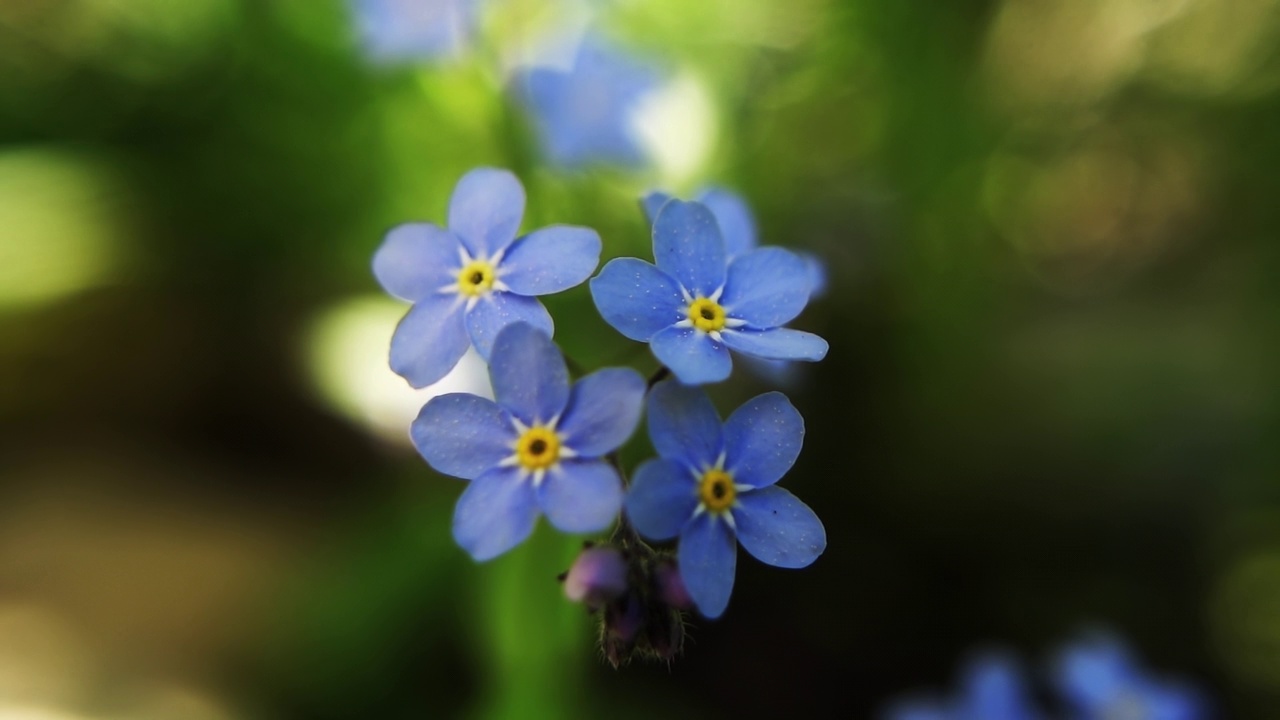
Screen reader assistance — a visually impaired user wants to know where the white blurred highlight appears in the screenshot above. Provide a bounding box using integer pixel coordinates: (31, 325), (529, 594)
(0, 605), (95, 710)
(0, 708), (96, 720)
(308, 295), (493, 445)
(632, 73), (718, 187)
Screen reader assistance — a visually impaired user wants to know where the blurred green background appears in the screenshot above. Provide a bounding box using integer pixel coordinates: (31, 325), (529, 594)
(3, 0), (1280, 717)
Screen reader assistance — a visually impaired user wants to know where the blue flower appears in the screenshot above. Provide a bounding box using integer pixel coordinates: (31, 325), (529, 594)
(590, 199), (828, 385)
(1053, 634), (1206, 720)
(374, 167), (601, 388)
(412, 323), (645, 561)
(350, 0), (483, 64)
(881, 653), (1044, 720)
(642, 187), (828, 385)
(513, 35), (660, 168)
(641, 187), (828, 298)
(624, 380), (825, 618)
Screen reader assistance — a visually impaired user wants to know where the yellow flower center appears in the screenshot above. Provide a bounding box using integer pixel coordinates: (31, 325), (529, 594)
(457, 260), (496, 297)
(686, 297), (726, 333)
(516, 426), (560, 471)
(699, 468), (736, 513)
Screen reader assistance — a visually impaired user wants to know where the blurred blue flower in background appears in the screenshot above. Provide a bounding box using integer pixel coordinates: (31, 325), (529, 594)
(350, 0), (483, 64)
(591, 198), (828, 384)
(624, 381), (825, 618)
(881, 652), (1043, 720)
(374, 167), (601, 388)
(412, 323), (646, 560)
(513, 34), (661, 168)
(1054, 634), (1207, 720)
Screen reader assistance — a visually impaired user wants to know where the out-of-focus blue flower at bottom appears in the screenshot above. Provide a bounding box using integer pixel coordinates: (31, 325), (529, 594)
(881, 653), (1044, 720)
(1054, 634), (1207, 720)
(350, 0), (483, 64)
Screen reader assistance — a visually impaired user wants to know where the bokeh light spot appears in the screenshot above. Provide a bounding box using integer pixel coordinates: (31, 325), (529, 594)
(307, 295), (493, 445)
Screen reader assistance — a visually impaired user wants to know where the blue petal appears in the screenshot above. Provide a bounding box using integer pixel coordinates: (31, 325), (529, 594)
(677, 513), (737, 619)
(802, 251), (828, 298)
(486, 322), (568, 426)
(452, 466), (539, 561)
(1053, 635), (1135, 710)
(723, 392), (804, 489)
(514, 37), (655, 168)
(651, 326), (732, 385)
(721, 247), (810, 328)
(448, 167), (525, 258)
(518, 68), (568, 138)
(646, 380), (724, 469)
(389, 294), (470, 388)
(558, 368), (646, 457)
(961, 654), (1041, 720)
(732, 486), (825, 569)
(641, 190), (674, 224)
(697, 188), (757, 257)
(590, 258), (684, 341)
(1136, 682), (1206, 720)
(625, 458), (698, 541)
(652, 199), (727, 297)
(499, 225), (601, 296)
(411, 393), (516, 480)
(519, 68), (583, 167)
(722, 327), (828, 362)
(464, 291), (554, 360)
(354, 0), (477, 63)
(372, 223), (460, 302)
(538, 460), (624, 533)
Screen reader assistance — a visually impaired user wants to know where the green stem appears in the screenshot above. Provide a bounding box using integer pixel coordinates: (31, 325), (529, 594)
(562, 352), (588, 379)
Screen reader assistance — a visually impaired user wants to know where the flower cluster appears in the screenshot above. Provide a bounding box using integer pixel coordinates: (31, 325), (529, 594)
(374, 167), (828, 662)
(882, 633), (1208, 720)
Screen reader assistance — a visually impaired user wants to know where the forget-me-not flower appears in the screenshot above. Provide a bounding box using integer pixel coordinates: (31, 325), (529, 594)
(513, 35), (660, 168)
(881, 653), (1043, 720)
(590, 199), (828, 385)
(1053, 634), (1206, 720)
(374, 167), (601, 388)
(642, 187), (827, 297)
(412, 323), (645, 561)
(624, 380), (826, 618)
(351, 0), (483, 64)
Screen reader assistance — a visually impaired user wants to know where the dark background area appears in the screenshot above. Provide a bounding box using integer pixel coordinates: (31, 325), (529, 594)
(2, 0), (1279, 717)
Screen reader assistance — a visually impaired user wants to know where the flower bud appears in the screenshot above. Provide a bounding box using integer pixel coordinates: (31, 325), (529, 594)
(655, 559), (692, 610)
(559, 542), (689, 667)
(602, 592), (645, 668)
(563, 547), (628, 610)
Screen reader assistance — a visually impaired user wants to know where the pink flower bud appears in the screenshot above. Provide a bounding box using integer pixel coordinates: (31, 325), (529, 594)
(563, 547), (628, 609)
(655, 559), (692, 610)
